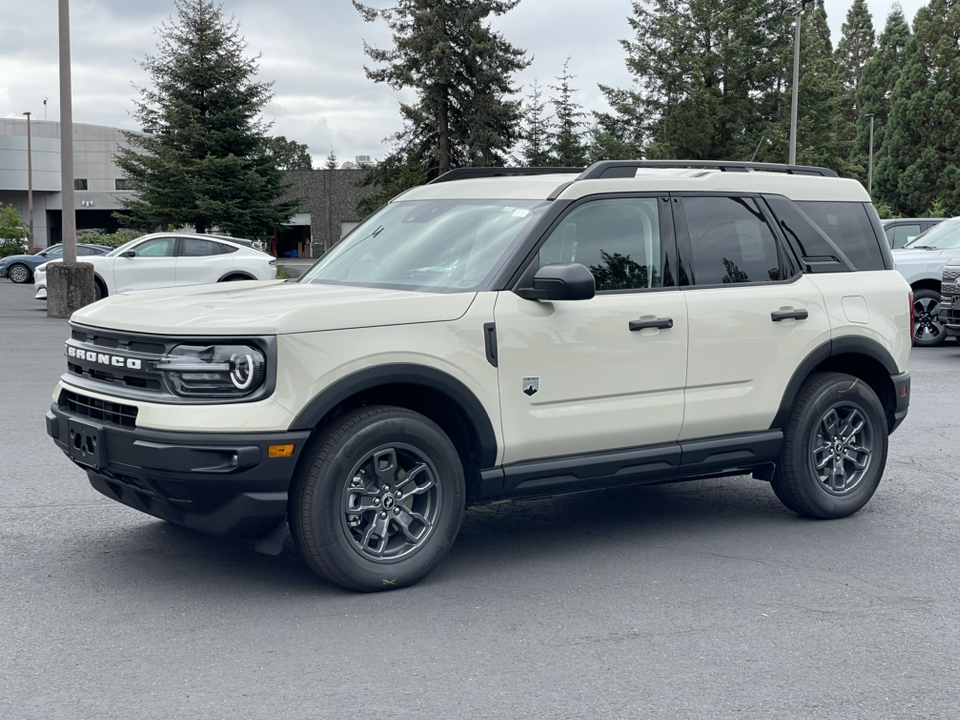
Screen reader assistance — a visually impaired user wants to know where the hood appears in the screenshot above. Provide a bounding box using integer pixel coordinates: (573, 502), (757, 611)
(892, 247), (949, 263)
(71, 280), (478, 335)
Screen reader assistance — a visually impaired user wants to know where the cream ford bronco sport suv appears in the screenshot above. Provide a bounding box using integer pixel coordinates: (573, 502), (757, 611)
(47, 161), (913, 592)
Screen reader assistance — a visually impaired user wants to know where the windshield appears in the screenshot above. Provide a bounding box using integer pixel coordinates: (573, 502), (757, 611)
(903, 217), (960, 249)
(300, 199), (546, 292)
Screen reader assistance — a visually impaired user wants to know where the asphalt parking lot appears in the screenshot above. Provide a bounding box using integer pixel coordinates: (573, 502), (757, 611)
(2, 278), (959, 719)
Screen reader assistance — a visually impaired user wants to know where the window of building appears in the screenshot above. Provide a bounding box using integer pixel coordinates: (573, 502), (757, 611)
(115, 179), (130, 191)
(74, 179), (88, 191)
(683, 196), (785, 285)
(538, 198), (664, 292)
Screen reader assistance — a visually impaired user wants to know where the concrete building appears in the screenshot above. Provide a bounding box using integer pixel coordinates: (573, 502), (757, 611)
(1, 118), (378, 256)
(0, 118), (134, 250)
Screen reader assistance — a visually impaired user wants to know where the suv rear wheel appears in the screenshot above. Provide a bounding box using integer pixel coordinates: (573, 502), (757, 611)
(290, 406), (465, 592)
(771, 372), (888, 519)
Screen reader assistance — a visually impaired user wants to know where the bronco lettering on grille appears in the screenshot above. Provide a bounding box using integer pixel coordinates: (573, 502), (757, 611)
(67, 345), (142, 370)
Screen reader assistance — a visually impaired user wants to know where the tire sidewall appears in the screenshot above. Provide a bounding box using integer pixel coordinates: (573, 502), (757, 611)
(300, 411), (464, 591)
(913, 289), (946, 347)
(785, 376), (888, 518)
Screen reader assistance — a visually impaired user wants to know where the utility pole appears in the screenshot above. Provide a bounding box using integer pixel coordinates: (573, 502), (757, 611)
(22, 111), (34, 250)
(867, 113), (875, 198)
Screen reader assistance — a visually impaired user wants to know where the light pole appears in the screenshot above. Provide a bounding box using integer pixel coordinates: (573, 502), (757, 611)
(786, 0), (814, 166)
(59, 0), (77, 264)
(866, 113), (875, 198)
(22, 111), (34, 250)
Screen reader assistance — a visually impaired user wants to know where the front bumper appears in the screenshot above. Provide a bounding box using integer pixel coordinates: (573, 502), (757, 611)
(47, 402), (311, 539)
(938, 295), (960, 336)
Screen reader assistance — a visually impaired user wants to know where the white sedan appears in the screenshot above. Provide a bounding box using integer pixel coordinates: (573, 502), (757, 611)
(35, 233), (277, 301)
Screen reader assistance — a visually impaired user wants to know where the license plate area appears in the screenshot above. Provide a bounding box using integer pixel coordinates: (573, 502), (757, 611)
(68, 419), (104, 470)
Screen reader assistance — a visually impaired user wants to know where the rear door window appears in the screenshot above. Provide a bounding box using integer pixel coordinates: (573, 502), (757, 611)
(795, 202), (885, 271)
(681, 196), (789, 285)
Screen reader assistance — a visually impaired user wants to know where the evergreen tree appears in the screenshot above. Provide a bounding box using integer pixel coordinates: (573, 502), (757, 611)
(115, 0), (298, 236)
(877, 0), (960, 215)
(789, 1), (854, 174)
(518, 78), (553, 167)
(596, 0), (790, 162)
(354, 0), (528, 179)
(264, 136), (314, 170)
(325, 149), (339, 170)
(836, 0), (876, 96)
(855, 4), (910, 191)
(548, 58), (588, 167)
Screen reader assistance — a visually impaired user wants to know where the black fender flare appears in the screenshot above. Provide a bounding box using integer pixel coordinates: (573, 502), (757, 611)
(218, 272), (256, 282)
(288, 364), (498, 469)
(770, 336), (899, 430)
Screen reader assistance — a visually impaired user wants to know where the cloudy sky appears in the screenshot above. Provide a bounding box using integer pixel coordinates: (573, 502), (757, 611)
(1, 1), (927, 166)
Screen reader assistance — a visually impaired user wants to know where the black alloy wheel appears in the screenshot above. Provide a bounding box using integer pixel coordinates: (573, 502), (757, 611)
(290, 406), (465, 592)
(770, 372), (888, 519)
(7, 264), (31, 284)
(913, 289), (947, 347)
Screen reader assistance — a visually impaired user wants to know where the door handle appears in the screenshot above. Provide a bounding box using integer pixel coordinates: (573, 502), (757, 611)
(629, 317), (674, 331)
(771, 309), (809, 322)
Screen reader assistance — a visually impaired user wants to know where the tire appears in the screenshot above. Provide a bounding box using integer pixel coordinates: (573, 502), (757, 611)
(7, 264), (31, 284)
(290, 406), (465, 592)
(913, 289), (947, 347)
(94, 278), (107, 301)
(220, 274), (252, 282)
(770, 372), (888, 519)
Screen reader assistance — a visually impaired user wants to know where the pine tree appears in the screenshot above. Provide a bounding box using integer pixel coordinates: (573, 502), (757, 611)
(836, 0), (876, 96)
(877, 0), (960, 215)
(518, 79), (553, 167)
(548, 58), (588, 167)
(354, 0), (528, 178)
(855, 4), (910, 192)
(115, 0), (299, 236)
(596, 0), (789, 162)
(325, 150), (339, 170)
(789, 1), (854, 174)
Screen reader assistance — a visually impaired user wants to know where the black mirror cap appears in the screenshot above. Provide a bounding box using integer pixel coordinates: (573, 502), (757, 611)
(120, 250), (136, 258)
(517, 263), (596, 301)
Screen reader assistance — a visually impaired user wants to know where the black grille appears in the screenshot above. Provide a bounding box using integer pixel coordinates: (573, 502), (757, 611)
(60, 390), (138, 428)
(942, 268), (960, 298)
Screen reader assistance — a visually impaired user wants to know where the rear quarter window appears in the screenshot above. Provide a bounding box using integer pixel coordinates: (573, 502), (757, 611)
(795, 201), (886, 271)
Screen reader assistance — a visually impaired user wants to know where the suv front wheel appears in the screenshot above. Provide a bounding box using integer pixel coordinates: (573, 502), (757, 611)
(290, 406), (465, 592)
(770, 372), (888, 519)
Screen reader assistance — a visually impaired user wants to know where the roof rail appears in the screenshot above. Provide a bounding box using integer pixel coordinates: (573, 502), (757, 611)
(578, 160), (838, 179)
(428, 167), (584, 185)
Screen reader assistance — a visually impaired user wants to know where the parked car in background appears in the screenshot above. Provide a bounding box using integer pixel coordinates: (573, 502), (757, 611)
(34, 233), (276, 301)
(0, 243), (110, 284)
(938, 258), (960, 338)
(882, 218), (945, 249)
(892, 217), (960, 346)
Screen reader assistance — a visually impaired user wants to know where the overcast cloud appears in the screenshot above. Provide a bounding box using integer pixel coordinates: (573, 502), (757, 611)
(0, 1), (928, 166)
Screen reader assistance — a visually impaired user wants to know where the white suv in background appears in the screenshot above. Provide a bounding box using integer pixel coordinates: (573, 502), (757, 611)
(34, 233), (276, 301)
(46, 161), (912, 592)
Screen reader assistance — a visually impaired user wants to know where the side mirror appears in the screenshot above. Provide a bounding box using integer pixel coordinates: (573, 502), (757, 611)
(120, 250), (136, 258)
(516, 263), (596, 302)
(39, 252), (47, 257)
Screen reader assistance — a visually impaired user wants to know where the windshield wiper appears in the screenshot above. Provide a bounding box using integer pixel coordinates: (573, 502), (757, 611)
(909, 245), (938, 250)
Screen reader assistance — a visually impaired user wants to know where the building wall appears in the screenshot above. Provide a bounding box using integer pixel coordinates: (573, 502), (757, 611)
(0, 119), (135, 249)
(283, 169), (377, 257)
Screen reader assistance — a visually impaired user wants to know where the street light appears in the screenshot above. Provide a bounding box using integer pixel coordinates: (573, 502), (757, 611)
(59, 0), (77, 264)
(866, 113), (875, 198)
(785, 0), (814, 166)
(22, 111), (34, 250)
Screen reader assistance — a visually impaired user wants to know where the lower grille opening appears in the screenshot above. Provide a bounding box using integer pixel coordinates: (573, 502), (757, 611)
(60, 390), (138, 428)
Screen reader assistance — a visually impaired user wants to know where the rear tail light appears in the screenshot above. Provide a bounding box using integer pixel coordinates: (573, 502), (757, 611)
(908, 291), (915, 342)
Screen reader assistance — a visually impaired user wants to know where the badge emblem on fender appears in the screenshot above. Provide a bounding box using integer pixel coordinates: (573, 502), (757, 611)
(522, 377), (540, 397)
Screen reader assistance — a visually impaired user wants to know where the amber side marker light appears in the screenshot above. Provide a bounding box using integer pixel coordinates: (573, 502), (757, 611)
(268, 445), (295, 459)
